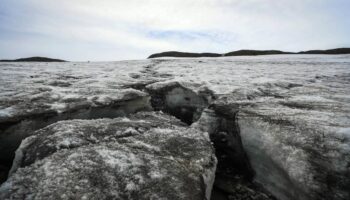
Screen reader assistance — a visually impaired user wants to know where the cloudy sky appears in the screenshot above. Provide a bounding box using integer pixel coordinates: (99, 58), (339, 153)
(0, 0), (349, 61)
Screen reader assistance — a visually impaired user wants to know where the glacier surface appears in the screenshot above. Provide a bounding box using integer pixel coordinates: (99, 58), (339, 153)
(0, 54), (349, 200)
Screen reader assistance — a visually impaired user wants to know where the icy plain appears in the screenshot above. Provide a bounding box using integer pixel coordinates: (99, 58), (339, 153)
(0, 54), (349, 200)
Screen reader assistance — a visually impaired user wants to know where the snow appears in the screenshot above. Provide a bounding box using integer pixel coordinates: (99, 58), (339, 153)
(50, 102), (67, 113)
(148, 171), (164, 179)
(0, 106), (14, 117)
(131, 140), (161, 152)
(202, 155), (217, 200)
(97, 148), (143, 171)
(56, 137), (85, 149)
(125, 181), (138, 191)
(123, 127), (140, 135)
(8, 135), (37, 176)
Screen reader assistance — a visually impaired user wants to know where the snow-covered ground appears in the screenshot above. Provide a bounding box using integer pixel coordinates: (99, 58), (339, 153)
(1, 55), (349, 120)
(0, 54), (350, 200)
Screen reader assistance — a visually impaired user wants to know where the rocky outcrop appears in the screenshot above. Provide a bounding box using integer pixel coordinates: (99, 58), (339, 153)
(0, 112), (217, 200)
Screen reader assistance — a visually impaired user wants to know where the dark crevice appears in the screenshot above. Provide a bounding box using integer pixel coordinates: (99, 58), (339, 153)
(211, 186), (231, 200)
(208, 112), (256, 199)
(148, 88), (197, 125)
(150, 91), (197, 125)
(195, 107), (276, 200)
(166, 106), (197, 125)
(147, 83), (213, 125)
(210, 114), (255, 182)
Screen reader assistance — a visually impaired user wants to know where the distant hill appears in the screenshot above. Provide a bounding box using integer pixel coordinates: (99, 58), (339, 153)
(148, 48), (350, 58)
(148, 51), (221, 59)
(0, 57), (66, 62)
(224, 50), (292, 56)
(298, 48), (350, 55)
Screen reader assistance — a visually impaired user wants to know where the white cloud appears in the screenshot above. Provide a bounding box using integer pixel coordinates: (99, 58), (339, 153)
(0, 0), (349, 60)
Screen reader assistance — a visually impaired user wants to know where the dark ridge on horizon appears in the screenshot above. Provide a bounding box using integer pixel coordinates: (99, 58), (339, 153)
(147, 51), (221, 59)
(298, 48), (350, 54)
(148, 48), (350, 58)
(0, 57), (67, 62)
(224, 49), (293, 56)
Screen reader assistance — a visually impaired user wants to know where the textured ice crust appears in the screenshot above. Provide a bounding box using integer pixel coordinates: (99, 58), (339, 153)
(0, 112), (217, 200)
(237, 102), (350, 200)
(151, 55), (350, 200)
(1, 55), (350, 200)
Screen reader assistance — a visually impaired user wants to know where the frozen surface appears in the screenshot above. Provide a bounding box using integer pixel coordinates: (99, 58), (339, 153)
(1, 55), (349, 120)
(152, 55), (350, 200)
(1, 54), (350, 199)
(0, 60), (160, 122)
(0, 112), (216, 200)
